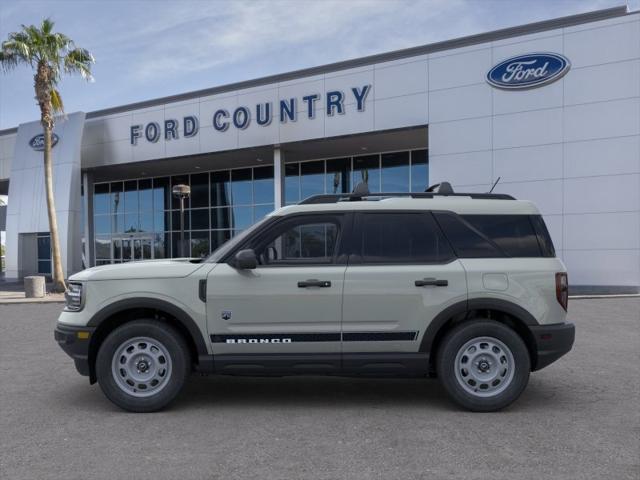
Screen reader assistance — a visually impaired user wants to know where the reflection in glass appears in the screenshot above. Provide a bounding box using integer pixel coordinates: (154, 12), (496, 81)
(190, 208), (210, 230)
(353, 155), (380, 192)
(95, 236), (111, 259)
(124, 180), (138, 213)
(171, 175), (190, 209)
(254, 204), (274, 222)
(154, 233), (168, 259)
(231, 169), (252, 205)
(211, 207), (232, 230)
(171, 210), (190, 232)
(210, 171), (231, 207)
(284, 163), (299, 204)
(381, 152), (410, 192)
(37, 235), (51, 259)
(411, 149), (429, 192)
(94, 215), (111, 235)
(153, 211), (168, 232)
(94, 183), (110, 215)
(190, 173), (209, 208)
(153, 177), (170, 210)
(139, 212), (153, 232)
(232, 206), (252, 230)
(211, 230), (232, 251)
(124, 212), (139, 232)
(254, 166), (274, 204)
(190, 231), (210, 258)
(112, 238), (122, 261)
(138, 178), (153, 211)
(300, 161), (325, 201)
(326, 158), (350, 194)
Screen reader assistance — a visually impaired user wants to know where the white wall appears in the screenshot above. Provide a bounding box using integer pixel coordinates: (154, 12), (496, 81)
(428, 13), (640, 289)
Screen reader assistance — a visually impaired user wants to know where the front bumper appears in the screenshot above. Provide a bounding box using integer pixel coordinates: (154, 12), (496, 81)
(529, 322), (575, 371)
(54, 323), (95, 377)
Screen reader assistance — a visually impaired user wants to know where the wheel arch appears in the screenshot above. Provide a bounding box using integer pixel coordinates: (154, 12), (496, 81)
(421, 298), (539, 373)
(86, 298), (208, 383)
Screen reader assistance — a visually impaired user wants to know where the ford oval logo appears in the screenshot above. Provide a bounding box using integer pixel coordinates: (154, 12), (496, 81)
(487, 53), (570, 90)
(29, 133), (59, 151)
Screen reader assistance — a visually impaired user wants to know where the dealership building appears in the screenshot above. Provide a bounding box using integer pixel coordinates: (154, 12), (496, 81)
(0, 6), (638, 293)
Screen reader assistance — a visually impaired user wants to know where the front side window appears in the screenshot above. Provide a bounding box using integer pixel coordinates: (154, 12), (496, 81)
(357, 213), (453, 264)
(255, 216), (341, 265)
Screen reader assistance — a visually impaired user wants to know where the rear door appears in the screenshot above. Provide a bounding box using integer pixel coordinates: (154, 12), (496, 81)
(341, 212), (467, 367)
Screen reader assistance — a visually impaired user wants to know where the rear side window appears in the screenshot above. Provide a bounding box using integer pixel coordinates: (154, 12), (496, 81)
(530, 215), (556, 257)
(433, 213), (504, 258)
(462, 215), (545, 257)
(357, 213), (454, 264)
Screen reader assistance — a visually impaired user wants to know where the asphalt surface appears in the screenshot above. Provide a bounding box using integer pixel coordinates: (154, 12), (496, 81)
(0, 299), (638, 480)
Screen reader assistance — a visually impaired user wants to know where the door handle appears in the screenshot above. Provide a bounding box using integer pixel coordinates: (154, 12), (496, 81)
(298, 279), (332, 288)
(415, 278), (448, 287)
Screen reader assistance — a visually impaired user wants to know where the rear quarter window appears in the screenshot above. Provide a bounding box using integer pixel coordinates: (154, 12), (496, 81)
(462, 214), (548, 257)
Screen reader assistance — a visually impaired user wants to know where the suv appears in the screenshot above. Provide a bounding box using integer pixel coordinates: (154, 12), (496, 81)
(55, 183), (574, 412)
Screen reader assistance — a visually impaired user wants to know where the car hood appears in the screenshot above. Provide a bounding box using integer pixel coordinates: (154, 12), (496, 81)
(69, 259), (207, 281)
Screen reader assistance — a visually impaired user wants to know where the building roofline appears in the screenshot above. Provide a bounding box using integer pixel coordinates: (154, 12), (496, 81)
(0, 5), (632, 136)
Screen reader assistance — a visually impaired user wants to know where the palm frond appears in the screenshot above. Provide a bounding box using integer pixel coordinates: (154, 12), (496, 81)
(64, 47), (94, 81)
(50, 88), (64, 114)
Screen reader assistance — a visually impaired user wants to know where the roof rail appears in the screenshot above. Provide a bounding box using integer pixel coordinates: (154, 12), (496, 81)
(298, 191), (516, 205)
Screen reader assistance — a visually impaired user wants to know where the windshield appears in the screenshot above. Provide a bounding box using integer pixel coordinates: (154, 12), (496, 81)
(204, 216), (272, 263)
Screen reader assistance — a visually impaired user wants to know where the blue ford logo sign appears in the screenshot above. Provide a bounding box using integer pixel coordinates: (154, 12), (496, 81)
(487, 53), (570, 90)
(29, 133), (59, 151)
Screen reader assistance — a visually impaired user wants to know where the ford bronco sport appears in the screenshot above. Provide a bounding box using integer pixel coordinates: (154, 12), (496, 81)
(55, 182), (574, 412)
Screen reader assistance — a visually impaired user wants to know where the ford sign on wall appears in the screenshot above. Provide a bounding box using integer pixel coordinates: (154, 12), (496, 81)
(29, 133), (59, 151)
(487, 53), (570, 90)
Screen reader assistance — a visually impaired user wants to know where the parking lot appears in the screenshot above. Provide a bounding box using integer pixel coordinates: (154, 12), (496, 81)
(0, 298), (638, 480)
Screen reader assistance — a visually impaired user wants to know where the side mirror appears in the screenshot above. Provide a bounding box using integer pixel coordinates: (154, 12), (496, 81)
(233, 249), (257, 270)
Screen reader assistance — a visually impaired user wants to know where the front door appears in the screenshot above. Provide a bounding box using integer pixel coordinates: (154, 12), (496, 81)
(115, 236), (153, 262)
(206, 213), (349, 371)
(341, 212), (467, 369)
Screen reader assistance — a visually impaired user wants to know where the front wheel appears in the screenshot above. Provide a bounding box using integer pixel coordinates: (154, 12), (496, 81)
(436, 320), (530, 412)
(96, 320), (190, 412)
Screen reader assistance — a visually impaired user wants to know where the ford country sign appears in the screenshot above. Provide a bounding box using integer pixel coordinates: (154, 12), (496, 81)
(487, 53), (570, 90)
(29, 133), (59, 151)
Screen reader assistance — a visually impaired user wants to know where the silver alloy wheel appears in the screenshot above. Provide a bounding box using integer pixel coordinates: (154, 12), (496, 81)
(454, 336), (515, 398)
(111, 336), (173, 398)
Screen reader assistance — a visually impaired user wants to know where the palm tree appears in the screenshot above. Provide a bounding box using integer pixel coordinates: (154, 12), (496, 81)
(0, 19), (94, 292)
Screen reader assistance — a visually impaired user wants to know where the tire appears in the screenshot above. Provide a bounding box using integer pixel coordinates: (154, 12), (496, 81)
(436, 319), (530, 412)
(96, 320), (190, 412)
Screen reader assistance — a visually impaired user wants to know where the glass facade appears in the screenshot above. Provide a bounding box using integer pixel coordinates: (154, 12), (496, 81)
(91, 149), (427, 264)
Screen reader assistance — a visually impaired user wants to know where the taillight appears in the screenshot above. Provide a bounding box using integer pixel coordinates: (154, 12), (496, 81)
(556, 272), (568, 311)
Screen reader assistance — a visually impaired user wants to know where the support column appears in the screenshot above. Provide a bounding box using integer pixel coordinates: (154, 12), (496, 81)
(273, 146), (285, 209)
(82, 172), (94, 269)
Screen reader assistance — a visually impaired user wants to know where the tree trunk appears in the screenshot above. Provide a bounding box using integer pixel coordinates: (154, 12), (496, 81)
(35, 63), (66, 292)
(43, 123), (66, 292)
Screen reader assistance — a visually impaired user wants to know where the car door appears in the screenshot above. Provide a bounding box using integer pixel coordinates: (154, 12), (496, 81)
(341, 211), (467, 370)
(206, 213), (350, 371)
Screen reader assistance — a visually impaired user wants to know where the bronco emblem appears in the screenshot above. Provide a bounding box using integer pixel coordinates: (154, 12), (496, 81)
(221, 311), (232, 320)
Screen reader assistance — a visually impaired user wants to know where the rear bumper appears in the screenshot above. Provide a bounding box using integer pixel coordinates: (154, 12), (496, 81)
(529, 322), (575, 371)
(54, 323), (95, 377)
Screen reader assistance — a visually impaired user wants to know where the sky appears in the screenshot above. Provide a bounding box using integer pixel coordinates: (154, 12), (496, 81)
(0, 0), (636, 130)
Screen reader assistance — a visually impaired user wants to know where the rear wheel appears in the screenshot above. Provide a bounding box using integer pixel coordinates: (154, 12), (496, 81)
(96, 320), (190, 412)
(436, 320), (530, 412)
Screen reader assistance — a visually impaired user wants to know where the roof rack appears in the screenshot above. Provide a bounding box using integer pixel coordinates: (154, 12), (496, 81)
(298, 180), (515, 204)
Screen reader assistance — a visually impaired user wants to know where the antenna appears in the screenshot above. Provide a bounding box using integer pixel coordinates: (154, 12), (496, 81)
(489, 176), (501, 193)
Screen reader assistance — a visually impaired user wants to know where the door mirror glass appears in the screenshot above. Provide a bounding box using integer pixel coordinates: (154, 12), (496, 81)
(233, 249), (257, 270)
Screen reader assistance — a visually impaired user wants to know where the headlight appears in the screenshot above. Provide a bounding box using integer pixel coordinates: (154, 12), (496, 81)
(65, 283), (84, 311)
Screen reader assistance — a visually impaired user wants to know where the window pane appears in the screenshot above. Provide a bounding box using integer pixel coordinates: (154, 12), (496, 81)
(94, 183), (110, 215)
(138, 179), (153, 211)
(211, 171), (231, 207)
(253, 166), (274, 204)
(154, 233), (168, 259)
(411, 149), (429, 192)
(254, 204), (274, 222)
(112, 238), (122, 261)
(37, 235), (51, 259)
(171, 175), (190, 209)
(231, 168), (252, 205)
(284, 163), (300, 204)
(110, 182), (123, 217)
(232, 206), (252, 230)
(211, 230), (232, 251)
(190, 173), (209, 208)
(124, 180), (138, 213)
(94, 214), (111, 235)
(38, 260), (52, 274)
(353, 155), (380, 193)
(211, 207), (232, 230)
(434, 213), (502, 258)
(462, 215), (542, 257)
(326, 158), (350, 194)
(381, 152), (409, 192)
(154, 211), (168, 232)
(190, 231), (210, 258)
(261, 221), (338, 264)
(153, 177), (171, 210)
(172, 231), (189, 257)
(360, 213), (453, 263)
(124, 212), (139, 233)
(171, 210), (190, 231)
(139, 212), (153, 232)
(300, 161), (325, 201)
(191, 208), (210, 230)
(95, 236), (111, 259)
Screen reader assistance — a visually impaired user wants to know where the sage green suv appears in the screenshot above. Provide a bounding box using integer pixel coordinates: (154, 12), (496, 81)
(55, 183), (574, 412)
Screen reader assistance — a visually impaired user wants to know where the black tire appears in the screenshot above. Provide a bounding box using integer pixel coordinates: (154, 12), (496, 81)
(96, 320), (190, 412)
(436, 319), (530, 412)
